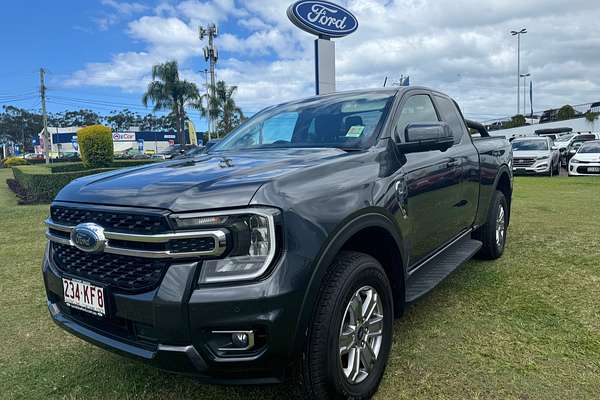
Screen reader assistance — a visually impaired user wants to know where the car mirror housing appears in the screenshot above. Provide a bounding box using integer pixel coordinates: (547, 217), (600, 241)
(397, 123), (454, 154)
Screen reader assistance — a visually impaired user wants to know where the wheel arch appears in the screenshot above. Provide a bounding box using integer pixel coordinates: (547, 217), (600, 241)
(494, 166), (513, 225)
(290, 208), (407, 358)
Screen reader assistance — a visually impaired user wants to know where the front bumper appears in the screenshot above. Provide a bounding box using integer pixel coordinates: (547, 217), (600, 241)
(512, 161), (551, 175)
(568, 162), (600, 176)
(42, 243), (310, 384)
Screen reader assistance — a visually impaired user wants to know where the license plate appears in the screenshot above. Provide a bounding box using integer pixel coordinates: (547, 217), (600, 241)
(588, 167), (600, 172)
(62, 278), (106, 316)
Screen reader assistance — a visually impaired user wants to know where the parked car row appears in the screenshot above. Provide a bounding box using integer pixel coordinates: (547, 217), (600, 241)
(511, 133), (600, 177)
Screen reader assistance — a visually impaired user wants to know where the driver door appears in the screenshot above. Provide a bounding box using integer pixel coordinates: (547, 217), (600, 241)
(390, 93), (462, 266)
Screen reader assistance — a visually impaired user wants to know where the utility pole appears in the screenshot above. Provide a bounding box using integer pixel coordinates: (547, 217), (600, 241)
(39, 68), (50, 164)
(511, 28), (527, 115)
(202, 68), (210, 142)
(520, 73), (530, 116)
(199, 24), (218, 141)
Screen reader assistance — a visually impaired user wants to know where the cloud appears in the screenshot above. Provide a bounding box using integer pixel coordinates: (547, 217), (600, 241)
(65, 0), (600, 120)
(101, 0), (149, 15)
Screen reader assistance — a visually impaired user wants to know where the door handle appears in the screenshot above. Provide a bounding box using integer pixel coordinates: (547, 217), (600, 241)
(447, 159), (460, 168)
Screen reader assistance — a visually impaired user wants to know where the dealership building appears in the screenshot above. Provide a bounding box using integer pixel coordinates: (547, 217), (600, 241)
(37, 127), (189, 155)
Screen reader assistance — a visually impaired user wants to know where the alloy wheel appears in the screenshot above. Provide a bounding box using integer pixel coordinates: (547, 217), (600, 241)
(338, 286), (384, 384)
(495, 204), (506, 249)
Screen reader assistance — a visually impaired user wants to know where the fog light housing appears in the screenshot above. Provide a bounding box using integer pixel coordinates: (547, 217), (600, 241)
(212, 330), (255, 351)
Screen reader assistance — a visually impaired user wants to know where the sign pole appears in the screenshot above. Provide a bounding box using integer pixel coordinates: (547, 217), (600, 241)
(315, 38), (335, 95)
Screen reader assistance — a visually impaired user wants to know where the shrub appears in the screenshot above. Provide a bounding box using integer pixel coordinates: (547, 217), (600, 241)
(12, 165), (115, 203)
(507, 114), (526, 128)
(557, 105), (576, 121)
(49, 159), (157, 173)
(584, 111), (599, 122)
(2, 157), (28, 168)
(77, 125), (114, 168)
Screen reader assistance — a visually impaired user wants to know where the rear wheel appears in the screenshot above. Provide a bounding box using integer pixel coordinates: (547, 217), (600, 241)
(474, 190), (508, 259)
(301, 251), (393, 400)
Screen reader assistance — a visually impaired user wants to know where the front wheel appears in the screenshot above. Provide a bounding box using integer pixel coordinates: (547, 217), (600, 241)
(301, 251), (394, 400)
(474, 190), (508, 259)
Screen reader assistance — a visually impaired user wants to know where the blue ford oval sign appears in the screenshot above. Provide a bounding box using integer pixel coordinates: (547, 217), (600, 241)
(287, 0), (358, 38)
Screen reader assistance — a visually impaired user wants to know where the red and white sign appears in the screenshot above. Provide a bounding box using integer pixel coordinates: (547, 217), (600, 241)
(112, 132), (136, 141)
(62, 278), (106, 316)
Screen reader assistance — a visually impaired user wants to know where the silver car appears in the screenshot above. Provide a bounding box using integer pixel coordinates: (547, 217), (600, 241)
(511, 136), (560, 176)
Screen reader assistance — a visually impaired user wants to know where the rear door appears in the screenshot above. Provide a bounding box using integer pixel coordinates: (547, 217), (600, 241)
(432, 96), (480, 232)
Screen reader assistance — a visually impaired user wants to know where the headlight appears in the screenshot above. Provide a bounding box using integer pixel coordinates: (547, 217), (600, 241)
(171, 208), (279, 284)
(570, 158), (580, 164)
(536, 155), (549, 160)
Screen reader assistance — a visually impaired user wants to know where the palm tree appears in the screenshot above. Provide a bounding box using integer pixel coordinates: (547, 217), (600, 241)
(142, 61), (200, 145)
(196, 80), (244, 138)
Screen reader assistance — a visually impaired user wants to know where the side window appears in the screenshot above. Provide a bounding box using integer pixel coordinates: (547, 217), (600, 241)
(434, 96), (468, 143)
(395, 95), (439, 140)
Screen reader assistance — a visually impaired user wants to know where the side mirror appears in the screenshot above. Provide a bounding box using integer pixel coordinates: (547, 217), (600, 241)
(397, 123), (454, 153)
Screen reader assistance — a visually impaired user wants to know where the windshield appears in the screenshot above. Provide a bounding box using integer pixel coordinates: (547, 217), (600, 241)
(579, 142), (600, 153)
(555, 134), (574, 142)
(512, 140), (548, 151)
(211, 92), (395, 152)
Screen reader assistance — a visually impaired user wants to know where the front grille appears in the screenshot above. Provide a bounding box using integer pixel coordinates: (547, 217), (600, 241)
(52, 242), (169, 292)
(513, 157), (536, 167)
(51, 206), (170, 234)
(169, 237), (216, 253)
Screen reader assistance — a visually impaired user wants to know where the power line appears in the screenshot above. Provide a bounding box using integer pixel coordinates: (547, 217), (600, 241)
(0, 95), (38, 104)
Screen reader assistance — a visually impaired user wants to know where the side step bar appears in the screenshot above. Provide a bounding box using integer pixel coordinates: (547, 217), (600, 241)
(405, 237), (482, 303)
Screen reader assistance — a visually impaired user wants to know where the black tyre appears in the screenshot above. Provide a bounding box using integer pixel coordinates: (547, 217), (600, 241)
(301, 251), (394, 400)
(474, 190), (508, 260)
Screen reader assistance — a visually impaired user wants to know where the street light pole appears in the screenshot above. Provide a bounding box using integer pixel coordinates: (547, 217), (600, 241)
(511, 28), (527, 115)
(520, 73), (530, 116)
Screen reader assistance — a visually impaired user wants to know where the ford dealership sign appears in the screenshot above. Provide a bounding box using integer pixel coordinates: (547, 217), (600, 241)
(287, 0), (358, 38)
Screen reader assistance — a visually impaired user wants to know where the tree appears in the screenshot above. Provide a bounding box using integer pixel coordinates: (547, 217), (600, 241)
(584, 110), (600, 122)
(506, 114), (526, 128)
(139, 113), (177, 131)
(142, 61), (200, 144)
(0, 106), (43, 151)
(49, 109), (101, 127)
(105, 109), (143, 131)
(557, 105), (576, 121)
(196, 80), (244, 138)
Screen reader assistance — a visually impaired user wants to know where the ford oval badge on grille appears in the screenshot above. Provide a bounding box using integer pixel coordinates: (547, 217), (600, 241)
(71, 223), (106, 253)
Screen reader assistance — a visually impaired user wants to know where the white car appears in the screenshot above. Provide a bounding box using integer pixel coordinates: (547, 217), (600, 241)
(511, 136), (561, 176)
(556, 133), (599, 165)
(568, 140), (600, 176)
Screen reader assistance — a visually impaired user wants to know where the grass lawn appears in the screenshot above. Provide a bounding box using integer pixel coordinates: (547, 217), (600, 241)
(1, 167), (599, 399)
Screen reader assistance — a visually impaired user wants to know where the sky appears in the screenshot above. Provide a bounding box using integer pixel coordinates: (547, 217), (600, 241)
(1, 0), (600, 130)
